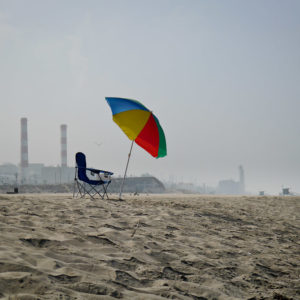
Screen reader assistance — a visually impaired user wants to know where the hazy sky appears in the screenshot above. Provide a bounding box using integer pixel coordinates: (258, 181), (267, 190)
(1, 0), (299, 194)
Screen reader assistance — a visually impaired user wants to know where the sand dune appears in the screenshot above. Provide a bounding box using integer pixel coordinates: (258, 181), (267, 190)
(0, 193), (299, 299)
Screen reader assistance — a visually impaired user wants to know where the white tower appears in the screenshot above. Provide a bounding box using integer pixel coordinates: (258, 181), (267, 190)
(60, 124), (67, 167)
(20, 118), (29, 183)
(239, 165), (245, 194)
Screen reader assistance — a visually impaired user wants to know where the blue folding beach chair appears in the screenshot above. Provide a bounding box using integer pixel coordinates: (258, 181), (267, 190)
(73, 152), (113, 199)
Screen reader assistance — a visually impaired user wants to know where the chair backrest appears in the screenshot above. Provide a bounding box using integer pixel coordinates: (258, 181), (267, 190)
(75, 152), (89, 182)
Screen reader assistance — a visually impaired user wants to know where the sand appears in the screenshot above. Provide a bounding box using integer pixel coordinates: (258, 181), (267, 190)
(0, 193), (299, 300)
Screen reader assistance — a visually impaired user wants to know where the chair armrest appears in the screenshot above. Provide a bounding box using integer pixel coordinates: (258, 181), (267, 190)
(87, 168), (113, 176)
(86, 167), (100, 174)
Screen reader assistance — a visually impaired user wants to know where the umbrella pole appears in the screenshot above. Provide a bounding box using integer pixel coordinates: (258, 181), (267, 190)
(119, 140), (134, 199)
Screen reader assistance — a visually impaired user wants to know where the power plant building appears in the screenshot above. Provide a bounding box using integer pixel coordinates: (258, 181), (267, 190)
(217, 165), (246, 195)
(1, 118), (75, 185)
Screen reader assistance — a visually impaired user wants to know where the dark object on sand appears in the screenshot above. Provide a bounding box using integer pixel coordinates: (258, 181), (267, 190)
(7, 187), (19, 194)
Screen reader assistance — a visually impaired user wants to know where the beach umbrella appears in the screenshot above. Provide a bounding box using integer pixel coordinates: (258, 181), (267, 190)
(105, 97), (167, 198)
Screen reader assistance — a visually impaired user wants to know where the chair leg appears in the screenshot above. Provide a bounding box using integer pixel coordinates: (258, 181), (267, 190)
(86, 185), (98, 200)
(102, 182), (111, 199)
(74, 181), (87, 199)
(73, 179), (77, 198)
(73, 180), (112, 200)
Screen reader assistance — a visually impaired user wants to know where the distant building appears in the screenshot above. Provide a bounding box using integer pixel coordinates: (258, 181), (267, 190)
(0, 163), (18, 175)
(217, 179), (240, 194)
(0, 163), (18, 185)
(109, 176), (165, 193)
(216, 165), (246, 195)
(0, 163), (74, 185)
(40, 165), (74, 184)
(282, 188), (290, 195)
(17, 118), (71, 184)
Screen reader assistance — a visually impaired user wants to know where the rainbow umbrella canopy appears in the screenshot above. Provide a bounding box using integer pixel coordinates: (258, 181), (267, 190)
(105, 97), (167, 158)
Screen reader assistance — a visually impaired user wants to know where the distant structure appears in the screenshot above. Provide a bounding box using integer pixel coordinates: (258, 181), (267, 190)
(217, 179), (240, 195)
(20, 118), (29, 183)
(0, 164), (18, 185)
(60, 124), (67, 167)
(239, 165), (245, 194)
(282, 188), (290, 195)
(217, 165), (246, 195)
(11, 119), (73, 185)
(0, 162), (74, 185)
(109, 176), (165, 193)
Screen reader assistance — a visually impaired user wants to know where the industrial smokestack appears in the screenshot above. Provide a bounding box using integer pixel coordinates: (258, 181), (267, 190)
(60, 124), (67, 167)
(20, 118), (28, 183)
(239, 165), (245, 194)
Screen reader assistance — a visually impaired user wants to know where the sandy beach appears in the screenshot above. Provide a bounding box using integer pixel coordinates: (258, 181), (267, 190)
(0, 193), (299, 300)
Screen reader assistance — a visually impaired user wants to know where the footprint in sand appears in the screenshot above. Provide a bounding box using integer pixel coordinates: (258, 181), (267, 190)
(48, 274), (81, 284)
(68, 281), (122, 298)
(19, 238), (60, 248)
(115, 270), (151, 288)
(86, 235), (116, 246)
